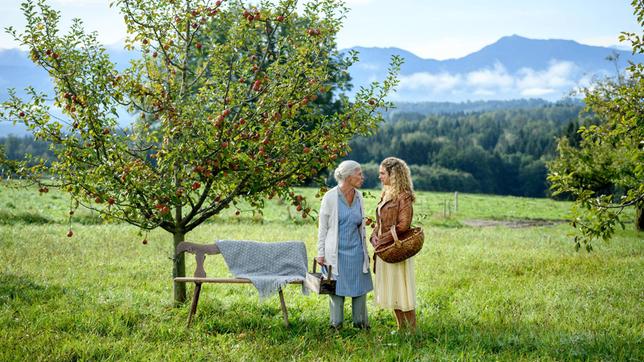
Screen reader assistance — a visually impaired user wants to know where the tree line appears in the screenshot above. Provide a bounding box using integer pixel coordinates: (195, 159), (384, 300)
(0, 135), (54, 163)
(344, 102), (587, 197)
(2, 101), (587, 197)
(2, 101), (587, 198)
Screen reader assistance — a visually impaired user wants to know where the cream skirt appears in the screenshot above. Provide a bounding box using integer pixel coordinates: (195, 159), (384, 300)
(374, 256), (416, 311)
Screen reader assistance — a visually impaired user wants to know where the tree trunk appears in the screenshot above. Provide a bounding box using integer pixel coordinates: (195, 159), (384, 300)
(173, 231), (187, 305)
(636, 206), (643, 232)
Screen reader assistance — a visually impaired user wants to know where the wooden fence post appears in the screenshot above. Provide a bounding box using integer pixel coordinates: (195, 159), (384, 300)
(454, 191), (458, 212)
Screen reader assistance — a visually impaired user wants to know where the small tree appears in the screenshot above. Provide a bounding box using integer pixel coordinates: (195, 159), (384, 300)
(1, 0), (401, 303)
(547, 0), (643, 250)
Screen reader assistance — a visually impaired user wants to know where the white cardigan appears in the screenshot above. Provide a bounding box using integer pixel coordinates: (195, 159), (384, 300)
(317, 186), (370, 276)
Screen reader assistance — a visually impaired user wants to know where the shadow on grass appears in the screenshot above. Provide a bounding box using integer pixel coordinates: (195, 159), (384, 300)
(183, 299), (642, 360)
(0, 273), (64, 304)
(0, 210), (53, 225)
(189, 298), (341, 336)
(73, 213), (105, 225)
(0, 210), (104, 225)
(418, 314), (642, 361)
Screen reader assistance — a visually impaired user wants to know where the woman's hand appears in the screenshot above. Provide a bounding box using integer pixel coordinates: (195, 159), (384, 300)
(315, 256), (325, 265)
(370, 233), (379, 248)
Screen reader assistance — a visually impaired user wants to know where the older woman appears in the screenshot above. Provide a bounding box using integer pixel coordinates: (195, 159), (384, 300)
(317, 160), (373, 329)
(371, 157), (417, 331)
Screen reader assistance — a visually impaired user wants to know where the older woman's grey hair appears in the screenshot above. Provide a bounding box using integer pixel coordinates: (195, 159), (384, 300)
(334, 160), (361, 185)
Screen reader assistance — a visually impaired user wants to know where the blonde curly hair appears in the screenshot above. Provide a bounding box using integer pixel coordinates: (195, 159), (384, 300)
(381, 157), (415, 202)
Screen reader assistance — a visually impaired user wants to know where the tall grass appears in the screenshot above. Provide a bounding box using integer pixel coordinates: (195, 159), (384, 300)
(0, 184), (641, 361)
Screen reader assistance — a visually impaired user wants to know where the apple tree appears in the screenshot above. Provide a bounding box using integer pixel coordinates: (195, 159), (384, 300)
(0, 0), (402, 303)
(547, 0), (643, 251)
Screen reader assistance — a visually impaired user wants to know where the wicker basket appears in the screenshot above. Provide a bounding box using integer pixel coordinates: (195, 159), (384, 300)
(375, 226), (424, 263)
(304, 259), (336, 294)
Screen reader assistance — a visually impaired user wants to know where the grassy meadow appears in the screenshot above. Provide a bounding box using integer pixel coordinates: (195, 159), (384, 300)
(0, 183), (642, 361)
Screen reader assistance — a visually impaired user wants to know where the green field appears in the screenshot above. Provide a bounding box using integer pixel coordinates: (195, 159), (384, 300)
(0, 184), (642, 361)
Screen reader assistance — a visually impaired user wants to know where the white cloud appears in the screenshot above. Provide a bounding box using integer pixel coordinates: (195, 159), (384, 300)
(466, 63), (514, 89)
(520, 87), (556, 97)
(391, 59), (585, 101)
(569, 70), (612, 97)
(516, 60), (578, 90)
(398, 72), (462, 92)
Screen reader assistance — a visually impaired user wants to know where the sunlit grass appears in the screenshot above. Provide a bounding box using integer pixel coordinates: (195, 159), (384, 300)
(0, 183), (641, 360)
(0, 182), (581, 227)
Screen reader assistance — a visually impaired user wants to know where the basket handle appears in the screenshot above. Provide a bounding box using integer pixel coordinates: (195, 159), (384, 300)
(312, 258), (332, 280)
(390, 225), (401, 245)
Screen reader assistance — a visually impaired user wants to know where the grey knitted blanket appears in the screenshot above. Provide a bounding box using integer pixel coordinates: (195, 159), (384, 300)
(216, 240), (308, 299)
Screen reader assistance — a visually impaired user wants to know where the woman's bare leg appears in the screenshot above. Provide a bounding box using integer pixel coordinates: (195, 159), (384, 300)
(403, 310), (416, 331)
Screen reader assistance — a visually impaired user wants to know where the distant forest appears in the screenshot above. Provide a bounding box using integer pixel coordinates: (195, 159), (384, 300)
(345, 100), (587, 197)
(1, 100), (588, 197)
(0, 136), (53, 168)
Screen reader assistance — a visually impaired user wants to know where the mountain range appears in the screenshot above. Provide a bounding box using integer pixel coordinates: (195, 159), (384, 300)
(346, 35), (642, 102)
(0, 35), (642, 136)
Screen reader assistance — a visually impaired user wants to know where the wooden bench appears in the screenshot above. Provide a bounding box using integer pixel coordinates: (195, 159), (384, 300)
(174, 241), (303, 327)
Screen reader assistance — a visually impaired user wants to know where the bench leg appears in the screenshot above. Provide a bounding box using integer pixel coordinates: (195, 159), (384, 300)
(278, 288), (290, 327)
(187, 282), (202, 327)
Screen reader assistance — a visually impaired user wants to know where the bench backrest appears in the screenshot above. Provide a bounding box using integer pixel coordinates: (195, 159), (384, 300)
(175, 242), (221, 278)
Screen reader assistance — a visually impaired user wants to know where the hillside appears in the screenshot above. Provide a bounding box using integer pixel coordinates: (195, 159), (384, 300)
(347, 35), (643, 102)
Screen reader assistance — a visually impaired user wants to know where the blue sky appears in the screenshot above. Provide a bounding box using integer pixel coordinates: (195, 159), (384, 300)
(0, 0), (639, 59)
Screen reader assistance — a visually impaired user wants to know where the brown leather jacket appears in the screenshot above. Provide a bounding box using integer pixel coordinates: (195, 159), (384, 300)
(370, 192), (414, 247)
